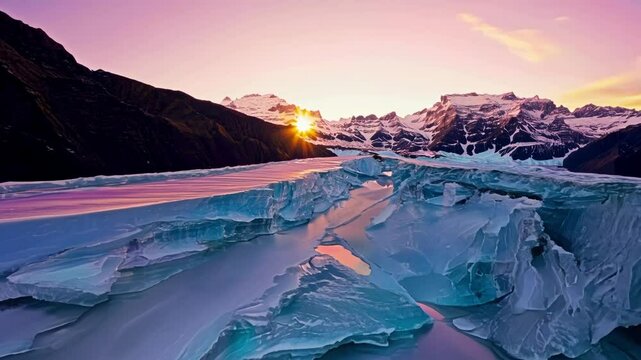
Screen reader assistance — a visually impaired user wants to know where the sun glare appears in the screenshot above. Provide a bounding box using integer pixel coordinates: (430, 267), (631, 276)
(295, 114), (313, 133)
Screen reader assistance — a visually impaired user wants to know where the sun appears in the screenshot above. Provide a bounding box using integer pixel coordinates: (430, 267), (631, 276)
(295, 113), (314, 133)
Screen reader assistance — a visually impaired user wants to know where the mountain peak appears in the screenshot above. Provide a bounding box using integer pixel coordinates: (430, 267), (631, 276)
(221, 93), (322, 126)
(221, 91), (641, 162)
(380, 111), (398, 120)
(501, 92), (518, 100)
(440, 92), (479, 103)
(352, 114), (378, 121)
(572, 103), (639, 118)
(0, 10), (84, 78)
(221, 96), (233, 105)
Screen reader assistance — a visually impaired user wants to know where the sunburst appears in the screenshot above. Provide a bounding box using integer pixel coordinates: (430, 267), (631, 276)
(295, 113), (314, 133)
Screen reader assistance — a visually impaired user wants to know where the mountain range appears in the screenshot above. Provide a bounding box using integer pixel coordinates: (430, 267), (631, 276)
(0, 11), (332, 182)
(223, 93), (641, 174)
(2, 9), (640, 181)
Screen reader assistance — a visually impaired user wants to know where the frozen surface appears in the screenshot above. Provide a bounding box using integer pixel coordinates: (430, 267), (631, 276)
(0, 157), (368, 306)
(368, 156), (641, 359)
(206, 255), (429, 359)
(365, 191), (543, 306)
(0, 157), (358, 221)
(0, 299), (85, 357)
(433, 151), (566, 166)
(2, 154), (641, 359)
(325, 303), (499, 360)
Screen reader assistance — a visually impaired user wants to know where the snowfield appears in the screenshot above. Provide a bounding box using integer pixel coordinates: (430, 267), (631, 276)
(1, 155), (641, 360)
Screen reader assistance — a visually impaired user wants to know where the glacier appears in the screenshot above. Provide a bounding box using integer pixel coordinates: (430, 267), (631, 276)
(0, 157), (373, 306)
(363, 157), (641, 359)
(204, 255), (430, 360)
(1, 155), (641, 359)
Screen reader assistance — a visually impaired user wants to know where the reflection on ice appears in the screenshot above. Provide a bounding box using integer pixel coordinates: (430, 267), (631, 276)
(0, 158), (380, 306)
(417, 302), (445, 321)
(3, 154), (641, 360)
(0, 157), (360, 222)
(367, 156), (641, 359)
(2, 157), (406, 360)
(324, 302), (498, 360)
(315, 244), (371, 275)
(0, 299), (86, 357)
(208, 255), (429, 359)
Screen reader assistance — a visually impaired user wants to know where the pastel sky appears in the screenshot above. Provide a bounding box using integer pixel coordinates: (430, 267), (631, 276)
(3, 0), (641, 119)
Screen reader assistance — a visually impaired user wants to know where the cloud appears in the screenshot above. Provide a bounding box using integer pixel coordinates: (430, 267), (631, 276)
(554, 16), (570, 22)
(562, 70), (641, 110)
(457, 13), (559, 63)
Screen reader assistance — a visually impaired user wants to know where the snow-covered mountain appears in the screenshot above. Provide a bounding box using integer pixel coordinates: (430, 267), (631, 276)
(221, 93), (641, 161)
(564, 104), (641, 138)
(221, 94), (323, 127)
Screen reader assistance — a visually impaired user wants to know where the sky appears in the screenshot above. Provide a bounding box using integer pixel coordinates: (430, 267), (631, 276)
(2, 0), (641, 119)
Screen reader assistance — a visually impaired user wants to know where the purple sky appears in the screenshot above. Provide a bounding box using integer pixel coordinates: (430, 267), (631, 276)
(2, 0), (640, 118)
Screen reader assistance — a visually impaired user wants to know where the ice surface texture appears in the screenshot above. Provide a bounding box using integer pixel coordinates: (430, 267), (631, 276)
(204, 255), (430, 359)
(0, 157), (381, 306)
(2, 155), (641, 360)
(368, 158), (641, 359)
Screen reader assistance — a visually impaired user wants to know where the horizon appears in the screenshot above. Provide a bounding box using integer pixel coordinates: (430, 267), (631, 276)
(2, 0), (641, 119)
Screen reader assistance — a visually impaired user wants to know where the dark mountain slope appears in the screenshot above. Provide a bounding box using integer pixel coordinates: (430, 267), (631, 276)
(564, 124), (641, 178)
(0, 11), (332, 182)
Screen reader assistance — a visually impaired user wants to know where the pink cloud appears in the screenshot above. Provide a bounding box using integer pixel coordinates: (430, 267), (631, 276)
(562, 60), (641, 110)
(458, 13), (559, 63)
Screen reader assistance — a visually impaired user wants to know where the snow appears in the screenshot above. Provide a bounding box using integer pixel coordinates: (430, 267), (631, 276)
(564, 115), (641, 138)
(435, 150), (566, 166)
(220, 94), (323, 126)
(222, 92), (641, 163)
(329, 148), (367, 157)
